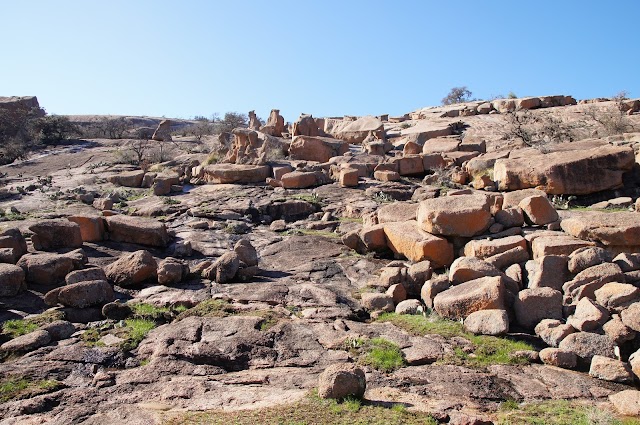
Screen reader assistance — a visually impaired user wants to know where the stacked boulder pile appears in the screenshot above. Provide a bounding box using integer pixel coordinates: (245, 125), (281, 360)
(352, 186), (640, 383)
(0, 213), (259, 356)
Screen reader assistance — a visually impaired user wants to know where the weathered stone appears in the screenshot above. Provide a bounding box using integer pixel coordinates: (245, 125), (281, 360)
(519, 195), (559, 226)
(589, 355), (633, 383)
(0, 263), (25, 296)
(609, 390), (640, 416)
(531, 236), (594, 260)
(595, 282), (640, 312)
(463, 309), (509, 336)
(317, 363), (366, 399)
(102, 301), (132, 321)
(561, 211), (640, 247)
(568, 247), (612, 274)
(53, 280), (115, 308)
(339, 168), (359, 187)
(360, 292), (394, 312)
(567, 297), (610, 332)
(539, 348), (577, 369)
(382, 220), (453, 267)
(433, 276), (505, 320)
(420, 275), (450, 309)
(280, 171), (323, 189)
(558, 332), (615, 363)
(621, 302), (640, 332)
(613, 252), (640, 272)
(66, 267), (107, 284)
(92, 197), (113, 211)
(463, 235), (527, 260)
(395, 299), (423, 315)
(29, 219), (83, 251)
(525, 255), (568, 291)
(494, 145), (635, 195)
(494, 207), (525, 228)
(40, 320), (75, 341)
(202, 252), (240, 283)
(417, 195), (492, 237)
(234, 239), (258, 267)
(0, 228), (28, 260)
(17, 252), (77, 286)
(289, 136), (349, 163)
(152, 119), (172, 142)
(67, 215), (105, 242)
(374, 170), (400, 182)
(386, 284), (407, 304)
(449, 257), (502, 285)
(107, 170), (145, 187)
(514, 287), (563, 329)
(104, 250), (157, 287)
(0, 330), (51, 354)
(201, 163), (271, 184)
(603, 315), (636, 345)
(563, 263), (625, 303)
(534, 319), (576, 347)
(377, 202), (419, 224)
(105, 215), (169, 247)
(157, 258), (187, 285)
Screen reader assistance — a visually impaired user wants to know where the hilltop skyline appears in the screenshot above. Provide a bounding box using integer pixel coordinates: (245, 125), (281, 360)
(2, 0), (639, 120)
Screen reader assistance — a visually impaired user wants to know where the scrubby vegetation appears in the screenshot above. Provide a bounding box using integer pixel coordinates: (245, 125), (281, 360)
(377, 313), (533, 367)
(165, 391), (438, 425)
(496, 399), (640, 425)
(0, 378), (62, 403)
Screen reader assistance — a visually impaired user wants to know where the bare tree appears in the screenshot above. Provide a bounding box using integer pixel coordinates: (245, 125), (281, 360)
(441, 86), (473, 105)
(584, 91), (634, 137)
(503, 110), (579, 150)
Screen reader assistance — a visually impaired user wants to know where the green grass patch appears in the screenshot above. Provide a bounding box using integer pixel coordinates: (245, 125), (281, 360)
(81, 328), (105, 347)
(121, 319), (156, 351)
(175, 299), (286, 331)
(0, 378), (62, 402)
(496, 399), (640, 425)
(163, 391), (437, 425)
(344, 337), (406, 373)
(359, 337), (406, 373)
(1, 310), (65, 339)
(130, 303), (171, 321)
(1, 320), (38, 339)
(376, 313), (533, 367)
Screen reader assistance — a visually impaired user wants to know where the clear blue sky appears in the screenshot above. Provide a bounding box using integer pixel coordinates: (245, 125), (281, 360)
(2, 0), (638, 122)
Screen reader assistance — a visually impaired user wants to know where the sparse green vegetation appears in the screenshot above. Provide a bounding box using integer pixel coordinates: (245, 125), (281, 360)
(377, 313), (533, 367)
(358, 337), (406, 373)
(338, 217), (363, 223)
(291, 193), (322, 206)
(0, 378), (62, 402)
(1, 320), (38, 339)
(1, 310), (65, 339)
(343, 336), (406, 373)
(496, 399), (640, 425)
(81, 328), (105, 347)
(175, 299), (286, 331)
(130, 303), (171, 321)
(121, 319), (156, 351)
(164, 391), (437, 425)
(283, 229), (341, 239)
(162, 197), (181, 205)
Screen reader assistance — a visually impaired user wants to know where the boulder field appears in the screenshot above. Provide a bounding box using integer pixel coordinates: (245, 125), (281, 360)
(1, 95), (640, 423)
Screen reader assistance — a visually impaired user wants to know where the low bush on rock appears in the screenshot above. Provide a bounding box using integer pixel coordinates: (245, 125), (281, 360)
(121, 318), (156, 351)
